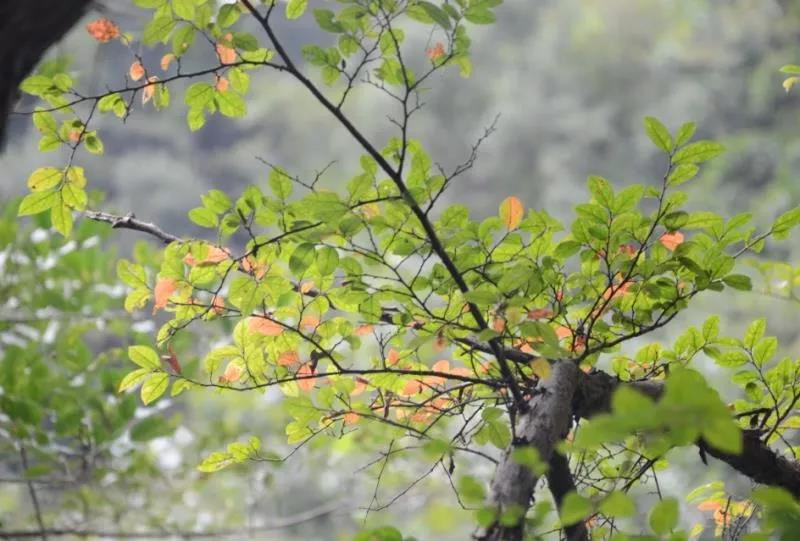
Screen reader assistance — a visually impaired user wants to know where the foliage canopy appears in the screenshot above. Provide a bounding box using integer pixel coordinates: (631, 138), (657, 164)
(5, 1), (800, 540)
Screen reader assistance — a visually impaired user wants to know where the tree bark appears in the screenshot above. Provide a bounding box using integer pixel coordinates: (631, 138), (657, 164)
(0, 0), (92, 148)
(475, 361), (581, 541)
(575, 370), (800, 498)
(546, 452), (589, 541)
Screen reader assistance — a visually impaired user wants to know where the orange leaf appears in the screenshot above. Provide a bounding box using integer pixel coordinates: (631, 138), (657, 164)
(555, 326), (572, 340)
(216, 43), (237, 65)
(277, 351), (299, 366)
(129, 61), (145, 81)
(432, 360), (451, 373)
(215, 75), (230, 93)
(399, 379), (423, 397)
(619, 243), (637, 257)
(152, 278), (177, 314)
(492, 317), (506, 332)
(602, 280), (633, 301)
(220, 362), (243, 384)
(248, 317), (284, 336)
(355, 324), (373, 336)
(514, 340), (535, 354)
(527, 308), (554, 320)
(211, 295), (225, 315)
(300, 315), (320, 330)
(142, 76), (158, 104)
(424, 360), (450, 386)
(299, 281), (315, 294)
(499, 196), (524, 230)
(160, 53), (175, 71)
(343, 412), (360, 425)
(426, 42), (446, 61)
(242, 256), (267, 279)
(387, 349), (400, 366)
(434, 334), (448, 352)
(86, 18), (120, 42)
(297, 363), (316, 392)
(184, 246), (230, 266)
(351, 377), (369, 395)
(659, 231), (684, 251)
(698, 501), (723, 512)
(450, 367), (471, 378)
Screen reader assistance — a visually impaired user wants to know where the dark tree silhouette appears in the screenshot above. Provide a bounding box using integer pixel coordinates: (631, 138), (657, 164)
(0, 0), (91, 147)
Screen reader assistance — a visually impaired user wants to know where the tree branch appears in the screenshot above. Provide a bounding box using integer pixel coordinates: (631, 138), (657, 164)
(475, 361), (581, 541)
(575, 370), (800, 498)
(546, 452), (589, 541)
(84, 210), (181, 244)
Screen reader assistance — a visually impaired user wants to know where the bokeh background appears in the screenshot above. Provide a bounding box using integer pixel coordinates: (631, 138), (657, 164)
(2, 0), (800, 539)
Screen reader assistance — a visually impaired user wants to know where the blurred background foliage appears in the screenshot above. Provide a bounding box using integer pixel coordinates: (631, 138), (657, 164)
(1, 0), (799, 539)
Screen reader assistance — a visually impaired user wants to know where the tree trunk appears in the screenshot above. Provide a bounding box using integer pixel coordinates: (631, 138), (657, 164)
(0, 0), (92, 148)
(475, 361), (580, 541)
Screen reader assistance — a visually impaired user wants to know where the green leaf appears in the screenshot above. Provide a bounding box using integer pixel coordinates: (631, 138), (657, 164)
(268, 168), (293, 199)
(188, 207), (218, 228)
(672, 140), (725, 164)
(20, 75), (53, 96)
(118, 260), (148, 287)
(27, 167), (62, 191)
(61, 184), (87, 210)
(649, 498), (679, 534)
(18, 190), (59, 216)
(172, 23), (195, 55)
(140, 373), (169, 405)
(84, 133), (104, 155)
(560, 491), (592, 526)
(667, 163), (699, 187)
(722, 274), (752, 291)
(752, 336), (778, 367)
(600, 491), (636, 518)
(197, 451), (234, 472)
(316, 246), (339, 275)
(118, 368), (151, 393)
(418, 1), (452, 29)
(184, 82), (214, 108)
(744, 318), (766, 349)
(50, 202), (73, 236)
(216, 91), (246, 118)
(780, 65), (800, 75)
(675, 121), (697, 146)
(217, 4), (241, 27)
(128, 345), (161, 370)
(289, 243), (316, 275)
(143, 16), (175, 45)
(702, 416), (742, 454)
(464, 7), (496, 24)
(644, 116), (673, 153)
(171, 0), (195, 20)
(313, 9), (344, 33)
(286, 0), (307, 19)
(772, 207), (800, 240)
(187, 108), (206, 131)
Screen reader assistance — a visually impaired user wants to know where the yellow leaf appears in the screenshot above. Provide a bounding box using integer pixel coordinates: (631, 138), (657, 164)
(784, 77), (800, 93)
(530, 358), (551, 380)
(499, 196), (524, 230)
